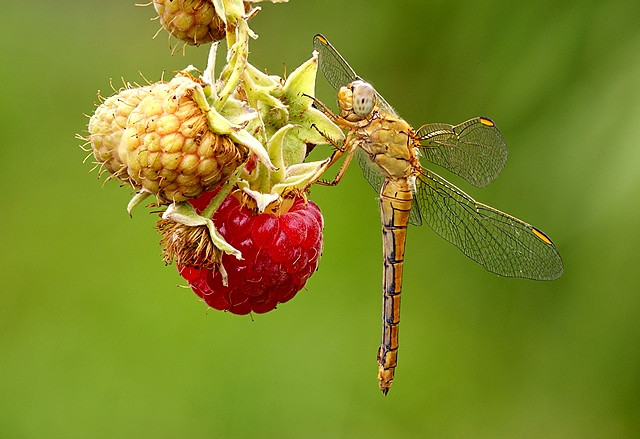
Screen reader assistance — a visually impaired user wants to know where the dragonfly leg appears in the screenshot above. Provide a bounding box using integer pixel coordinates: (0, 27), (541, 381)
(310, 122), (347, 152)
(303, 93), (336, 118)
(309, 134), (358, 187)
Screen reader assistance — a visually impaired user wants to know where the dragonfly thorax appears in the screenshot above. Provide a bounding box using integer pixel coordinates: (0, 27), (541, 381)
(358, 115), (420, 180)
(337, 80), (376, 121)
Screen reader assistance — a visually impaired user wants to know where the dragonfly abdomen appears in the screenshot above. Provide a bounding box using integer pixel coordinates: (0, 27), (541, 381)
(377, 178), (413, 394)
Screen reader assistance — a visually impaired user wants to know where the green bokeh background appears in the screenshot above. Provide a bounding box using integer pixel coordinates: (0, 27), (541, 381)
(2, 1), (639, 437)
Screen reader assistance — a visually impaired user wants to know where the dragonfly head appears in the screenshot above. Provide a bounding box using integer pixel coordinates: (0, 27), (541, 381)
(338, 80), (376, 121)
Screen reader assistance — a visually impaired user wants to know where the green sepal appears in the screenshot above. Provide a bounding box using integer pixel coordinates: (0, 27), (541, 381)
(272, 159), (330, 194)
(126, 190), (152, 216)
(243, 64), (288, 132)
(277, 52), (345, 158)
(266, 124), (294, 181)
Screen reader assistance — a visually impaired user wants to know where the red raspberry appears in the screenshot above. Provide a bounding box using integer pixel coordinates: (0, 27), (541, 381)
(178, 191), (323, 315)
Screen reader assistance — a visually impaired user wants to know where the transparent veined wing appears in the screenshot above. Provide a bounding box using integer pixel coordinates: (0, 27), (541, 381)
(355, 147), (385, 194)
(416, 117), (508, 188)
(410, 169), (564, 280)
(312, 34), (359, 92)
(313, 34), (396, 115)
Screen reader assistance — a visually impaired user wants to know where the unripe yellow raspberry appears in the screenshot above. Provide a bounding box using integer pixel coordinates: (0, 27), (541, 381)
(153, 0), (226, 45)
(117, 76), (249, 202)
(88, 86), (151, 178)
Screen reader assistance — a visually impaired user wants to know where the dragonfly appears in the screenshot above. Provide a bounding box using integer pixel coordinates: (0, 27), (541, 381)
(309, 34), (564, 395)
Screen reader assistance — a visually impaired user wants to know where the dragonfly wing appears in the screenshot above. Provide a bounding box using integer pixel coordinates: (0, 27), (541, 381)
(372, 92), (397, 116)
(355, 147), (385, 194)
(313, 34), (360, 90)
(416, 117), (508, 188)
(313, 34), (397, 116)
(409, 199), (423, 227)
(413, 169), (563, 280)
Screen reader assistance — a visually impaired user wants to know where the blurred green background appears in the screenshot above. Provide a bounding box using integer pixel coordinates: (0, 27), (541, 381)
(1, 1), (639, 437)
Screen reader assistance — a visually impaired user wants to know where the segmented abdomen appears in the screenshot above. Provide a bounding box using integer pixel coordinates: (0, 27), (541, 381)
(377, 178), (413, 394)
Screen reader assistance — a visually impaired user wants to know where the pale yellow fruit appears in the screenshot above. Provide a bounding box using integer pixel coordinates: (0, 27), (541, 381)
(153, 0), (226, 45)
(88, 86), (151, 177)
(118, 77), (248, 202)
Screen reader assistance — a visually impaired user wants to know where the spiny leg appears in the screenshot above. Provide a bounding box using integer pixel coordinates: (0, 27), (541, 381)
(309, 131), (359, 187)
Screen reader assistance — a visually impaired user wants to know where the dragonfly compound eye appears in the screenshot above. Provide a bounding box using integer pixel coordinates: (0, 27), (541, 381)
(350, 80), (376, 117)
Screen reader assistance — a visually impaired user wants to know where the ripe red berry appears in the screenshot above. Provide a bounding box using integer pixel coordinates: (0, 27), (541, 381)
(178, 191), (323, 315)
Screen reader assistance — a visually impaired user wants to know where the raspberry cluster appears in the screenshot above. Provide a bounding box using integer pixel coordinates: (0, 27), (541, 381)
(83, 2), (337, 316)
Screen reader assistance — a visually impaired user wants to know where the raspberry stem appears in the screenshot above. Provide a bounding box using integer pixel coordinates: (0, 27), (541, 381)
(217, 21), (249, 107)
(200, 167), (242, 219)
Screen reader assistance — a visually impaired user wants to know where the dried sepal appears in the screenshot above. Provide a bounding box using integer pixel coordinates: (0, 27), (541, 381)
(158, 219), (221, 270)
